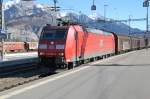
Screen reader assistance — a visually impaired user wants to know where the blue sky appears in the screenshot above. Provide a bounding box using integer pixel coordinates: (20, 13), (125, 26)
(5, 0), (148, 30)
(37, 0), (148, 30)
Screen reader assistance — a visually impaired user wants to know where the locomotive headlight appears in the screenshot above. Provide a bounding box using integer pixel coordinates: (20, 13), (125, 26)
(39, 52), (44, 55)
(39, 44), (47, 49)
(51, 41), (54, 45)
(59, 53), (64, 56)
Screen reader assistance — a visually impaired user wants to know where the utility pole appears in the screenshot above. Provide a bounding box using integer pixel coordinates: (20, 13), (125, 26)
(1, 38), (4, 60)
(0, 0), (2, 31)
(53, 0), (57, 12)
(0, 0), (5, 31)
(0, 37), (4, 60)
(0, 0), (3, 60)
(51, 0), (60, 12)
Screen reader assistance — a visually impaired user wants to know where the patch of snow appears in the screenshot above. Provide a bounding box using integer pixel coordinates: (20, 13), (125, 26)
(59, 11), (68, 17)
(89, 13), (103, 20)
(4, 0), (21, 10)
(14, 0), (21, 4)
(36, 4), (44, 9)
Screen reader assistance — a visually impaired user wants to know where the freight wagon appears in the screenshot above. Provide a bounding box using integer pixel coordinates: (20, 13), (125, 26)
(0, 42), (38, 53)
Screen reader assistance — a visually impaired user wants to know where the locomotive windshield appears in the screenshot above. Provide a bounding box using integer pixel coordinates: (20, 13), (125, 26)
(41, 29), (67, 40)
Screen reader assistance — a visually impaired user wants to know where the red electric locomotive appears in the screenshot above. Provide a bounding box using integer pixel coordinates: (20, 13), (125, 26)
(38, 24), (115, 69)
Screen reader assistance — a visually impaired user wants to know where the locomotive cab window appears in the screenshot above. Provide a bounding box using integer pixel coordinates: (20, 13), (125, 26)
(41, 29), (67, 40)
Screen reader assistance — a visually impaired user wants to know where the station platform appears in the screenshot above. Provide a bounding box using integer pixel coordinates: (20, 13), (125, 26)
(2, 52), (38, 61)
(0, 52), (38, 67)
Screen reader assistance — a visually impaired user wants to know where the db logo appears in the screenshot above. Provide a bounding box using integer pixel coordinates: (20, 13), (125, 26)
(100, 40), (104, 47)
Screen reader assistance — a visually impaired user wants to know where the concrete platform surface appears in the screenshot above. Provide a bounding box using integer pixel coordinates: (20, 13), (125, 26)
(1, 49), (150, 99)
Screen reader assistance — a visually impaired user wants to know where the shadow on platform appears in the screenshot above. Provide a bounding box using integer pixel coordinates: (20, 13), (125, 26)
(91, 64), (150, 67)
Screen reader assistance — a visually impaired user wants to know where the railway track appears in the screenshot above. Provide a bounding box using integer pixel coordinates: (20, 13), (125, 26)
(0, 63), (37, 76)
(0, 63), (68, 92)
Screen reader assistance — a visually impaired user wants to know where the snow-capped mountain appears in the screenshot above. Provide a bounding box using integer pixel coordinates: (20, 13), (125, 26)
(4, 0), (57, 41)
(4, 0), (143, 41)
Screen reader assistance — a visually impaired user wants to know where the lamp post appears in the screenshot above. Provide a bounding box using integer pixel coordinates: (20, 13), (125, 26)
(113, 8), (117, 20)
(128, 15), (132, 35)
(104, 4), (108, 22)
(128, 15), (132, 50)
(143, 0), (149, 47)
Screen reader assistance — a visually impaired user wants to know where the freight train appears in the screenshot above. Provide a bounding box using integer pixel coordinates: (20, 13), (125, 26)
(38, 24), (149, 69)
(0, 42), (38, 53)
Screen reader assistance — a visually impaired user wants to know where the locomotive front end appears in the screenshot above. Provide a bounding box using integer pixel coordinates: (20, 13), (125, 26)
(38, 25), (68, 66)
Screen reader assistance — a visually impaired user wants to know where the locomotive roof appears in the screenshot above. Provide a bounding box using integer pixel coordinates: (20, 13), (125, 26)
(43, 25), (69, 30)
(42, 24), (143, 39)
(85, 28), (113, 35)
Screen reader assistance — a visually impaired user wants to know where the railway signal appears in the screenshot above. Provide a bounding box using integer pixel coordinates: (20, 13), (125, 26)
(143, 0), (149, 7)
(91, 0), (96, 11)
